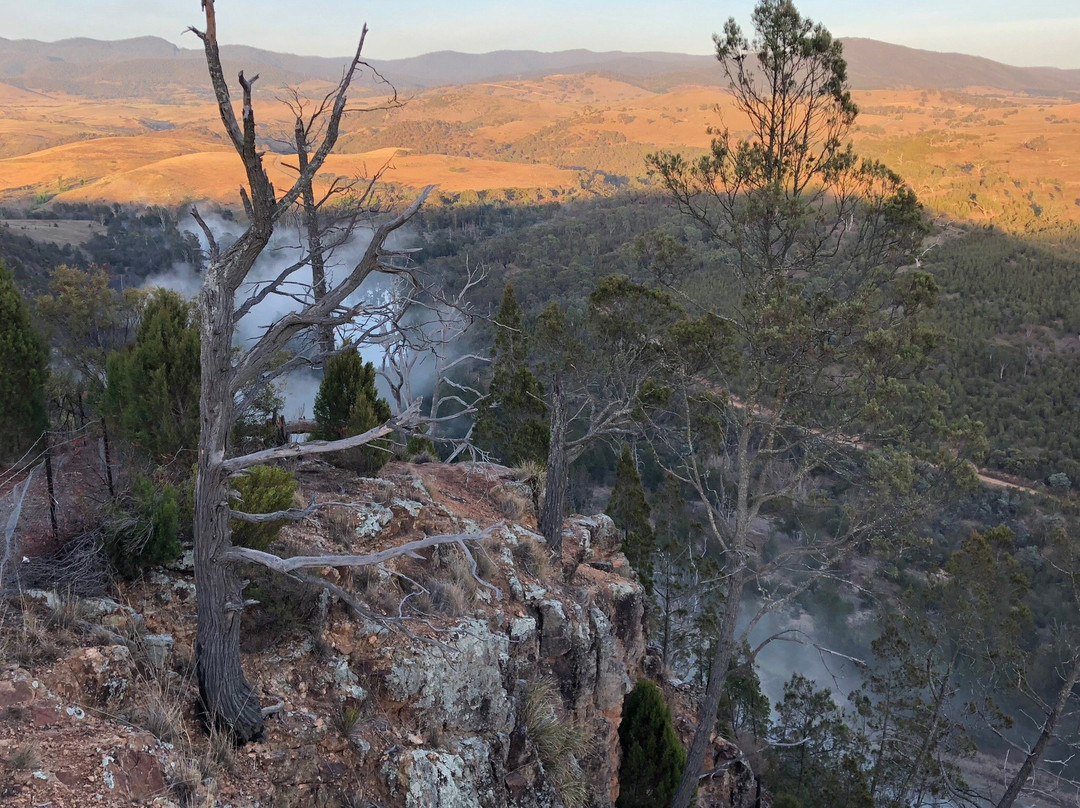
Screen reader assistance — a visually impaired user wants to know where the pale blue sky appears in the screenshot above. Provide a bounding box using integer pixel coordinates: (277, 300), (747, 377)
(8, 1), (1080, 68)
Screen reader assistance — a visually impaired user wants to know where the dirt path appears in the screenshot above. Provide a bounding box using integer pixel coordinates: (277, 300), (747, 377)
(976, 471), (1040, 496)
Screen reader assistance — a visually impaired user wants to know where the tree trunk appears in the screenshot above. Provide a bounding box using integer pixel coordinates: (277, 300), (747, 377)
(997, 650), (1080, 808)
(670, 566), (746, 808)
(101, 417), (115, 500)
(539, 374), (567, 558)
(295, 122), (334, 356)
(672, 420), (753, 808)
(194, 280), (265, 742)
(44, 435), (57, 541)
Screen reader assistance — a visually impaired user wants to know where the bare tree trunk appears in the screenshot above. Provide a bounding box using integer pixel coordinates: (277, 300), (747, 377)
(295, 121), (334, 356)
(671, 567), (746, 808)
(44, 435), (58, 541)
(194, 279), (265, 742)
(997, 650), (1080, 808)
(672, 421), (754, 808)
(101, 417), (115, 500)
(539, 374), (567, 558)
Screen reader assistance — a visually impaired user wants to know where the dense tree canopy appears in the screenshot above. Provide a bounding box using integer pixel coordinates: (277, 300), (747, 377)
(104, 288), (200, 460)
(313, 347), (394, 474)
(0, 261), (48, 458)
(473, 283), (549, 466)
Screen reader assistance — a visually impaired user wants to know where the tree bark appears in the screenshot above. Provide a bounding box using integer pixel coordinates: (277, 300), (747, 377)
(194, 273), (266, 743)
(294, 120), (334, 356)
(539, 374), (567, 558)
(670, 566), (746, 808)
(672, 418), (753, 808)
(996, 650), (1080, 808)
(44, 435), (57, 541)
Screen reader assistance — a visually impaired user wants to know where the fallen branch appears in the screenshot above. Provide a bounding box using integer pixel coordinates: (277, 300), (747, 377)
(221, 400), (421, 473)
(223, 522), (504, 596)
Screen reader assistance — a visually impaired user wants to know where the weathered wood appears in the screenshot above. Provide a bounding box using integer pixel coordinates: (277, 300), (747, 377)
(294, 119), (334, 355)
(220, 399), (420, 473)
(188, 0), (433, 743)
(223, 524), (503, 573)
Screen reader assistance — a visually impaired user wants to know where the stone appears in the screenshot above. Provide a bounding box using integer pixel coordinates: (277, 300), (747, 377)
(48, 645), (133, 707)
(386, 619), (512, 734)
(538, 600), (571, 658)
(143, 634), (174, 669)
(396, 749), (482, 808)
(102, 748), (167, 801)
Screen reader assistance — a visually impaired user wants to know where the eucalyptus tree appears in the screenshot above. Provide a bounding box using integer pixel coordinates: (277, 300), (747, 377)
(645, 3), (946, 804)
(535, 276), (682, 558)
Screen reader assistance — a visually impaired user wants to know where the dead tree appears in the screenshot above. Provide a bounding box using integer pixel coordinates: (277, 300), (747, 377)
(278, 80), (400, 356)
(188, 1), (478, 742)
(374, 264), (489, 452)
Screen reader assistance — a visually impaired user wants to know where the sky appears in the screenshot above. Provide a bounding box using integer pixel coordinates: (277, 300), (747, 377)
(6, 1), (1080, 69)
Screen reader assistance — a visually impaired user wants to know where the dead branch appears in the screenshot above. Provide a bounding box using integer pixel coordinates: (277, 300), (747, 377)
(224, 524), (504, 599)
(229, 496), (372, 524)
(221, 400), (420, 473)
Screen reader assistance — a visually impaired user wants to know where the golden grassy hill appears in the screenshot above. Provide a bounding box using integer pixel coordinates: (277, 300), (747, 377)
(1, 73), (1077, 228)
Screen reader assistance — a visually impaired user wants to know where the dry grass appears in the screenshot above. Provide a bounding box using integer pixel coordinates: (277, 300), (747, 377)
(493, 487), (530, 521)
(200, 724), (236, 778)
(470, 543), (498, 582)
(416, 580), (469, 617)
(353, 565), (404, 614)
(7, 744), (41, 771)
(326, 506), (356, 547)
(137, 676), (185, 743)
(169, 756), (204, 807)
(45, 588), (85, 631)
(4, 609), (62, 668)
(332, 703), (362, 738)
(522, 678), (589, 808)
(513, 535), (552, 581)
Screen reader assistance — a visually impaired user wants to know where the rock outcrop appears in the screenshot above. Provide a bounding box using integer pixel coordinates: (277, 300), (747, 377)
(0, 460), (756, 807)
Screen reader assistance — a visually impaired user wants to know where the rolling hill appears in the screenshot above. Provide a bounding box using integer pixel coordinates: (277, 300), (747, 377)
(0, 36), (1078, 224)
(3, 36), (1080, 97)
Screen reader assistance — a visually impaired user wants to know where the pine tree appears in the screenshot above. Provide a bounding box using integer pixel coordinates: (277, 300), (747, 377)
(0, 261), (48, 459)
(312, 347), (392, 474)
(104, 289), (200, 459)
(616, 679), (686, 808)
(474, 283), (549, 466)
(606, 444), (655, 593)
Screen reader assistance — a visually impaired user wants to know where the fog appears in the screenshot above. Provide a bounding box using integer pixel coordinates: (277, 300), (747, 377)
(140, 211), (416, 420)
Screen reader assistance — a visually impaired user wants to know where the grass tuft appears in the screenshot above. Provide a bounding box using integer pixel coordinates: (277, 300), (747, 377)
(522, 678), (589, 808)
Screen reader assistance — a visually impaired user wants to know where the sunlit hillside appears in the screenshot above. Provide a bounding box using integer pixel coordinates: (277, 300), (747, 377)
(0, 42), (1078, 230)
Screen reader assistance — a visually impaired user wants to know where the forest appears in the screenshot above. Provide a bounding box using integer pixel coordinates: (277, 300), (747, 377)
(3, 1), (1080, 807)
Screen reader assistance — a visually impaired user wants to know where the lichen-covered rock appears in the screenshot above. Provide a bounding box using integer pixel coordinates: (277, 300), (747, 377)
(47, 645), (134, 708)
(391, 748), (483, 808)
(386, 618), (513, 734)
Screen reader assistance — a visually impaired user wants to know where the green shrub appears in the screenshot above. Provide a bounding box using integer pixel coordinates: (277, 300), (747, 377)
(312, 348), (393, 474)
(616, 679), (686, 808)
(241, 563), (322, 652)
(230, 465), (297, 551)
(0, 262), (48, 460)
(104, 289), (200, 459)
(105, 475), (181, 578)
(606, 444), (655, 594)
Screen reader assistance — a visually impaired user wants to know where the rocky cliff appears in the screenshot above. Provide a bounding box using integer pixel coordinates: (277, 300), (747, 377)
(0, 460), (754, 807)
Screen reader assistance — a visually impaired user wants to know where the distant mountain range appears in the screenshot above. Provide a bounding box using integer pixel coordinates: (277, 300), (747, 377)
(1, 35), (1079, 97)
